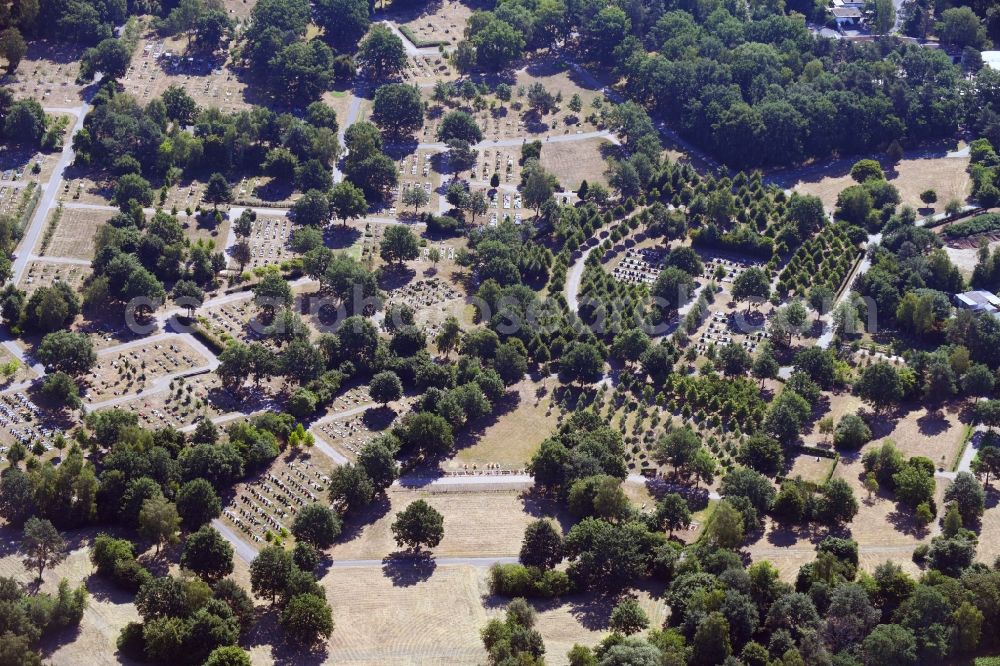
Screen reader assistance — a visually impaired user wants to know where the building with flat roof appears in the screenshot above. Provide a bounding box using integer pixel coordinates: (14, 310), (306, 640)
(830, 6), (862, 27)
(954, 290), (1000, 313)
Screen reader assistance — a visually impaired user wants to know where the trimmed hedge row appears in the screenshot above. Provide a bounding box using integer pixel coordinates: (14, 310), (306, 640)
(943, 213), (1000, 239)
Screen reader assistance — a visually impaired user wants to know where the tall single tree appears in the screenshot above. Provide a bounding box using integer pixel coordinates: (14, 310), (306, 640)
(21, 517), (66, 580)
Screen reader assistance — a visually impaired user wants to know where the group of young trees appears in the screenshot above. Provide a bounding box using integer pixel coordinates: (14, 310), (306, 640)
(507, 397), (999, 665)
(240, 0), (356, 103)
(0, 92), (51, 149)
(0, 568), (87, 664)
(77, 83), (343, 197)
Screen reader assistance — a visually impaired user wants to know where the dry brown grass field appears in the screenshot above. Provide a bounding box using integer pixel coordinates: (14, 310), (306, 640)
(314, 564), (490, 666)
(38, 207), (113, 260)
(514, 59), (605, 120)
(446, 377), (558, 469)
(793, 154), (970, 216)
(0, 529), (139, 666)
(785, 453), (836, 485)
(330, 488), (557, 560)
(539, 138), (611, 191)
(803, 392), (967, 470)
(297, 563), (668, 666)
(974, 490), (1000, 565)
(748, 422), (954, 584)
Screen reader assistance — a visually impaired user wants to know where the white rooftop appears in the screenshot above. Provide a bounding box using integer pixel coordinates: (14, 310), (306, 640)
(982, 51), (1000, 70)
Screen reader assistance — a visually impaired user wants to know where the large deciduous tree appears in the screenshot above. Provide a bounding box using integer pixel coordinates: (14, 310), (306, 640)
(372, 83), (425, 137)
(21, 517), (66, 580)
(391, 500), (444, 552)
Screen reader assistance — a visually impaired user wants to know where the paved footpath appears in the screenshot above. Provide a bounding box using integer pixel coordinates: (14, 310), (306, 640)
(12, 101), (90, 285)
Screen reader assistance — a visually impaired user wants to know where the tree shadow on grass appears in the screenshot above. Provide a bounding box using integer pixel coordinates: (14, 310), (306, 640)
(519, 490), (575, 533)
(887, 503), (931, 539)
(985, 487), (1000, 512)
(253, 178), (295, 204)
(244, 606), (330, 666)
(567, 592), (624, 630)
(324, 224), (361, 249)
(484, 589), (622, 631)
(451, 390), (521, 451)
(336, 495), (391, 544)
(917, 409), (950, 436)
(862, 409), (898, 440)
(381, 551), (437, 586)
(84, 573), (135, 605)
(765, 524), (804, 548)
(37, 623), (85, 661)
(378, 265), (417, 291)
(362, 405), (397, 431)
(384, 139), (420, 160)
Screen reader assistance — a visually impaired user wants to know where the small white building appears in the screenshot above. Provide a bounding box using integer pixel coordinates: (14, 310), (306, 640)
(831, 0), (866, 8)
(982, 51), (1000, 70)
(830, 7), (862, 27)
